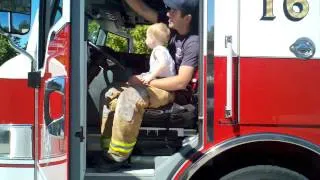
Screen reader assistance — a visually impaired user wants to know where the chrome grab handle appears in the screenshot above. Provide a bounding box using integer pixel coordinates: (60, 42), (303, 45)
(44, 76), (65, 136)
(225, 36), (233, 118)
(290, 37), (316, 59)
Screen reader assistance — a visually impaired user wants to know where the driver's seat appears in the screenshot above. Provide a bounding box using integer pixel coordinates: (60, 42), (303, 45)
(136, 69), (199, 155)
(141, 68), (198, 129)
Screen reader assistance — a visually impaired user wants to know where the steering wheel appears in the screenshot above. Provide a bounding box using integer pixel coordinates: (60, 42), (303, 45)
(88, 41), (126, 70)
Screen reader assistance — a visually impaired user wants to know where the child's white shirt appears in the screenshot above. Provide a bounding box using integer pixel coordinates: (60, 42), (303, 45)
(140, 45), (175, 79)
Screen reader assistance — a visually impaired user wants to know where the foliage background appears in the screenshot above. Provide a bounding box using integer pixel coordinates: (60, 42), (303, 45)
(0, 35), (17, 66)
(88, 20), (150, 54)
(106, 25), (150, 54)
(128, 25), (150, 54)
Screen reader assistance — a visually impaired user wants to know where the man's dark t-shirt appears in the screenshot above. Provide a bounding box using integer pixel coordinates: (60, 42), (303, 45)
(158, 11), (199, 73)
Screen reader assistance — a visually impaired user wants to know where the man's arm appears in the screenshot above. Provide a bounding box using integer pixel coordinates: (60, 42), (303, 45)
(149, 66), (195, 91)
(124, 0), (158, 23)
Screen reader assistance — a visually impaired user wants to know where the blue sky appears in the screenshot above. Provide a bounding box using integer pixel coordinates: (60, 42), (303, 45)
(0, 12), (9, 28)
(208, 0), (215, 30)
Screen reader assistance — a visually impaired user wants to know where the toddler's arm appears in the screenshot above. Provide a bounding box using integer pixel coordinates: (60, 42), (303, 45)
(143, 51), (168, 83)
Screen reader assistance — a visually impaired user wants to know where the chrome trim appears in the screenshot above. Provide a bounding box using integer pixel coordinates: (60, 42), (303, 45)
(0, 159), (34, 164)
(44, 76), (65, 137)
(42, 76), (66, 158)
(34, 88), (39, 180)
(0, 130), (9, 154)
(183, 133), (320, 179)
(41, 125), (66, 158)
(7, 34), (37, 71)
(0, 125), (33, 160)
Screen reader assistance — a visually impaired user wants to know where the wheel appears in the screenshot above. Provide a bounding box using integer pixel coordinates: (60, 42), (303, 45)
(220, 165), (308, 180)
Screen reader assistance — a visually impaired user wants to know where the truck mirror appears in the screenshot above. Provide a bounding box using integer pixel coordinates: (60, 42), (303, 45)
(0, 0), (31, 14)
(0, 0), (31, 35)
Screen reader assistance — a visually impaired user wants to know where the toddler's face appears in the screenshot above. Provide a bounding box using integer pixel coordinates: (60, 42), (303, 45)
(145, 33), (155, 49)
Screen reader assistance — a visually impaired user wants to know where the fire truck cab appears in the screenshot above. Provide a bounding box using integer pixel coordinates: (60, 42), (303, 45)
(0, 0), (320, 180)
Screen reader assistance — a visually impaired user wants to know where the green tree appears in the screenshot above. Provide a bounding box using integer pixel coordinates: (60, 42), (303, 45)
(129, 25), (150, 54)
(88, 20), (100, 42)
(106, 33), (129, 52)
(88, 20), (150, 54)
(106, 25), (150, 54)
(0, 35), (17, 66)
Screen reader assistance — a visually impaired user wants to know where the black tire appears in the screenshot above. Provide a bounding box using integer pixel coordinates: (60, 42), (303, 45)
(220, 165), (308, 180)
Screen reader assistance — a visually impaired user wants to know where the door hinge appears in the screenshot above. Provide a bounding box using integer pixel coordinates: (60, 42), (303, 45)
(75, 127), (85, 142)
(28, 71), (41, 88)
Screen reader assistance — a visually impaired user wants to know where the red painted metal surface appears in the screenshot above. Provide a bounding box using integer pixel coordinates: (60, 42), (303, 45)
(213, 56), (320, 144)
(174, 56), (320, 179)
(49, 91), (64, 120)
(239, 57), (320, 126)
(0, 79), (34, 124)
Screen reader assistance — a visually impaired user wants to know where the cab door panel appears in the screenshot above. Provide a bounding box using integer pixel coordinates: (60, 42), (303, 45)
(239, 0), (320, 125)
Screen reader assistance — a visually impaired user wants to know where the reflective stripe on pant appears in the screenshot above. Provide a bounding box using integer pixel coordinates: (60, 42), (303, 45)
(100, 84), (174, 161)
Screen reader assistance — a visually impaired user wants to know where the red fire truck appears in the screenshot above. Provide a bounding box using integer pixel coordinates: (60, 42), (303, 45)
(0, 0), (319, 179)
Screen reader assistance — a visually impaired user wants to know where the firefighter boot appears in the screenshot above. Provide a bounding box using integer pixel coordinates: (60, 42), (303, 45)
(96, 151), (131, 172)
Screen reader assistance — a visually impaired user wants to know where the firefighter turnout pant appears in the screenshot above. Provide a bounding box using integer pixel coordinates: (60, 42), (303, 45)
(100, 84), (174, 162)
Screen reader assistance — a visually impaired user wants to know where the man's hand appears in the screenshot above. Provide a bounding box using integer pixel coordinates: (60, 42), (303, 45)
(124, 0), (158, 23)
(142, 74), (153, 84)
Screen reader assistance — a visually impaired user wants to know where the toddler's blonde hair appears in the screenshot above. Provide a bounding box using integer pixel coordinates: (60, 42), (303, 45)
(146, 23), (170, 45)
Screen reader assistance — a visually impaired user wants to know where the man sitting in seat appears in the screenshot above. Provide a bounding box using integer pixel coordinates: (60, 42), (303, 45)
(98, 0), (199, 172)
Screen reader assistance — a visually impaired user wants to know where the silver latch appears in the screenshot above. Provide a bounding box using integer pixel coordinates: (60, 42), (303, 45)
(225, 35), (232, 48)
(290, 37), (316, 59)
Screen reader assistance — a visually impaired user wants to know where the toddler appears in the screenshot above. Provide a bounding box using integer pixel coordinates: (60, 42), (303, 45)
(128, 23), (175, 85)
